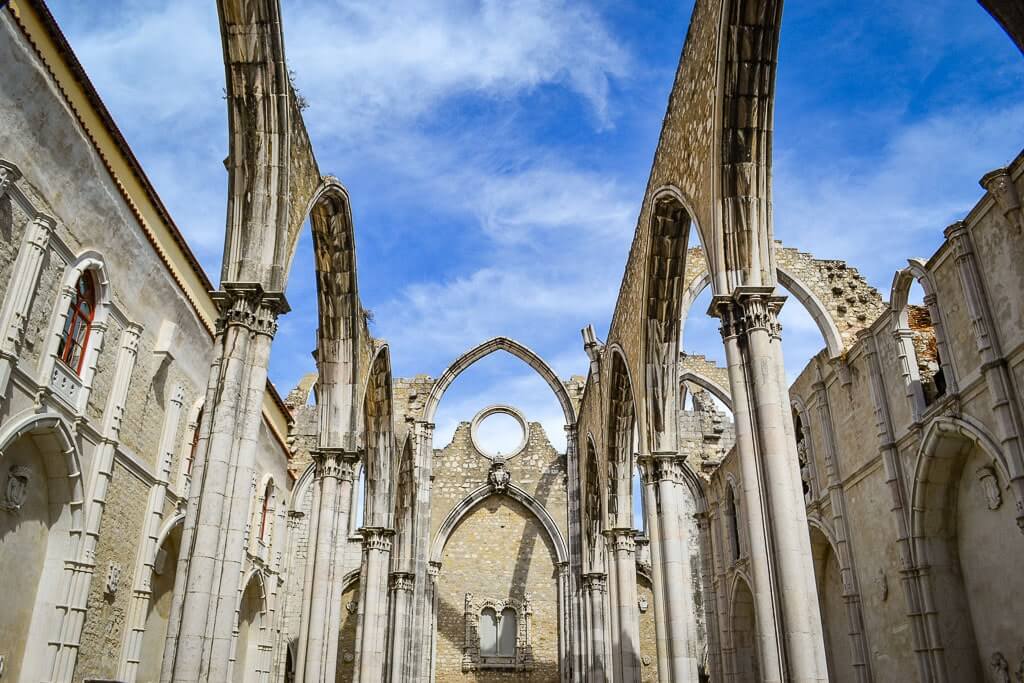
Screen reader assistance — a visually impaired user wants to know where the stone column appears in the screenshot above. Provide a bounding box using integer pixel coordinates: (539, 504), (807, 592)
(410, 421), (436, 682)
(296, 448), (359, 681)
(119, 384), (186, 681)
(606, 527), (641, 682)
(563, 424), (584, 683)
(651, 454), (700, 681)
(582, 572), (610, 679)
(0, 213), (54, 399)
(161, 284), (286, 683)
(387, 571), (415, 682)
(712, 288), (828, 683)
(50, 322), (142, 681)
(696, 512), (721, 683)
(811, 365), (873, 683)
(639, 458), (670, 681)
(356, 526), (394, 682)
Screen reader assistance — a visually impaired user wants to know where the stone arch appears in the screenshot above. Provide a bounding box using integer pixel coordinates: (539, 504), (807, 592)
(361, 344), (395, 528)
(679, 251), (846, 359)
(606, 347), (637, 529)
(391, 435), (416, 571)
(430, 483), (569, 566)
(0, 410), (86, 682)
(643, 186), (704, 453)
(131, 511), (186, 683)
(908, 415), (1021, 681)
(233, 569), (270, 683)
(728, 572), (760, 683)
(805, 520), (856, 683)
(680, 370), (734, 413)
(423, 336), (576, 426)
(890, 260), (957, 420)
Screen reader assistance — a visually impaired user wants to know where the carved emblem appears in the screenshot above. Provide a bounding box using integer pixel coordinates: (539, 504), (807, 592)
(488, 459), (510, 493)
(638, 595), (649, 613)
(346, 601), (357, 614)
(105, 562), (122, 595)
(1, 465), (30, 513)
(876, 568), (888, 602)
(642, 655), (652, 666)
(976, 466), (1002, 510)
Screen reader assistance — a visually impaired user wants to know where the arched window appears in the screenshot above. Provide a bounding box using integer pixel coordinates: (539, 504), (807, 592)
(259, 480), (275, 543)
(726, 484), (741, 562)
(479, 607), (498, 656)
(57, 271), (96, 374)
(498, 607), (517, 656)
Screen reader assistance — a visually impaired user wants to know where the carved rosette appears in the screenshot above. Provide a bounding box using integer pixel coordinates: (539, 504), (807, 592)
(388, 571), (415, 593)
(212, 283), (290, 338)
(311, 447), (359, 482)
(360, 526), (394, 553)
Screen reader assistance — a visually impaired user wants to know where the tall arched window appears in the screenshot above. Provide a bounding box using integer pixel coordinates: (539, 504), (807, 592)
(480, 607), (498, 656)
(259, 480), (275, 543)
(57, 271), (96, 374)
(726, 484), (741, 562)
(186, 409), (203, 476)
(498, 607), (517, 656)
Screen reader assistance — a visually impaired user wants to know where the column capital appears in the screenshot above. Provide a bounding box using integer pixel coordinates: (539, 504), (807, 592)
(388, 571), (415, 593)
(603, 527), (637, 554)
(709, 286), (786, 340)
(427, 560), (442, 577)
(980, 167), (1022, 232)
(582, 571), (607, 592)
(0, 160), (22, 197)
(212, 282), (291, 338)
(360, 526), (395, 552)
(310, 447), (360, 481)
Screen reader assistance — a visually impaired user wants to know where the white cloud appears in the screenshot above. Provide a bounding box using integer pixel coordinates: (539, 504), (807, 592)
(283, 0), (631, 137)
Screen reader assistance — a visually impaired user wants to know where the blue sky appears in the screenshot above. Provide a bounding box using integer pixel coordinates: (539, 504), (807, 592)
(46, 0), (1023, 454)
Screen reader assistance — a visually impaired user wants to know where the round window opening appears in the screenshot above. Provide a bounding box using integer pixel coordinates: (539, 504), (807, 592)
(470, 405), (529, 460)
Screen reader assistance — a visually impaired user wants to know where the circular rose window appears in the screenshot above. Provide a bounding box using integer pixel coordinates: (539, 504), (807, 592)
(470, 405), (529, 460)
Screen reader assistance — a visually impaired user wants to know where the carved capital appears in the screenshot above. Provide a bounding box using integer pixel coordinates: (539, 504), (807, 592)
(603, 527), (636, 554)
(582, 571), (607, 593)
(389, 571), (415, 593)
(980, 167), (1022, 232)
(0, 160), (22, 198)
(710, 287), (784, 340)
(212, 283), (290, 338)
(311, 447), (360, 481)
(360, 526), (394, 552)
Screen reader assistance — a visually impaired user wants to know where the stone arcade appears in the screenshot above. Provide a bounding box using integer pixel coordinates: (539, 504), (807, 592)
(0, 0), (1023, 681)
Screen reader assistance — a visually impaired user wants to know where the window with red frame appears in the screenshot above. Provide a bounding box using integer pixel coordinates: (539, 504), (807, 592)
(57, 272), (96, 374)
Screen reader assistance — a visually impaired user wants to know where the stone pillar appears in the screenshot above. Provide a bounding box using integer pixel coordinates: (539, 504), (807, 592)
(639, 459), (670, 681)
(356, 526), (394, 682)
(651, 454), (700, 681)
(410, 421), (436, 682)
(582, 572), (610, 679)
(119, 384), (186, 681)
(563, 424), (584, 683)
(0, 213), (54, 399)
(711, 288), (828, 683)
(387, 571), (415, 682)
(296, 448), (359, 682)
(810, 365), (873, 683)
(161, 284), (287, 683)
(50, 322), (142, 680)
(946, 220), (1024, 526)
(606, 527), (641, 682)
(696, 512), (721, 683)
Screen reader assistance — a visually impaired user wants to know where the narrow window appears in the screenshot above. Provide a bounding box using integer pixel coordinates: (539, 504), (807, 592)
(479, 607), (498, 656)
(498, 608), (517, 656)
(187, 409), (203, 476)
(57, 271), (96, 374)
(726, 486), (741, 561)
(259, 480), (274, 542)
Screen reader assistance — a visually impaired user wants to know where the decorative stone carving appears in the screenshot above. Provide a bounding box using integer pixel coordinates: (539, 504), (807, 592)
(50, 362), (82, 406)
(991, 652), (1010, 683)
(1, 465), (30, 513)
(211, 283), (289, 338)
(462, 593), (534, 672)
(977, 465), (1002, 510)
(0, 159), (21, 198)
(638, 595), (649, 613)
(488, 458), (511, 493)
(642, 655), (652, 666)
(876, 568), (889, 602)
(981, 167), (1023, 233)
(105, 562), (122, 595)
(345, 601), (357, 614)
(389, 571), (414, 593)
